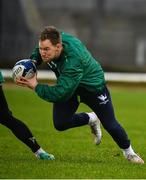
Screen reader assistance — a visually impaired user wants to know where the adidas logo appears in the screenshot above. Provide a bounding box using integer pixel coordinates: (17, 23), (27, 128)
(29, 137), (36, 143)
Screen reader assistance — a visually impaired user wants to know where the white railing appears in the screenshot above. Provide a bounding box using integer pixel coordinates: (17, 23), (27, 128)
(2, 69), (146, 83)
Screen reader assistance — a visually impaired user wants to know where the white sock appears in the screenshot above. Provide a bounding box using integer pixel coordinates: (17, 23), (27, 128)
(123, 145), (135, 157)
(35, 148), (45, 157)
(86, 112), (97, 124)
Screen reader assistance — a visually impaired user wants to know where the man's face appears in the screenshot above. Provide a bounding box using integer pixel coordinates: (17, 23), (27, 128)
(39, 39), (61, 63)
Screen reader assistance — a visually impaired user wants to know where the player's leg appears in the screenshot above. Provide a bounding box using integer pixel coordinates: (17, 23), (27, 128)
(53, 92), (102, 144)
(0, 85), (54, 160)
(53, 93), (90, 131)
(81, 86), (144, 164)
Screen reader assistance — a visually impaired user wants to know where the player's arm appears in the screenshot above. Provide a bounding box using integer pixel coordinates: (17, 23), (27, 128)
(35, 65), (83, 102)
(35, 56), (83, 102)
(18, 57), (83, 102)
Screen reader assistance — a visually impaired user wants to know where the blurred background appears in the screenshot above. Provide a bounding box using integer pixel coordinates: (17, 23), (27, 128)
(1, 0), (146, 72)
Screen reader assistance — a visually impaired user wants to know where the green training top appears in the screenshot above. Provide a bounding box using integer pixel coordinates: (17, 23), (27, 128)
(30, 32), (106, 102)
(0, 71), (4, 84)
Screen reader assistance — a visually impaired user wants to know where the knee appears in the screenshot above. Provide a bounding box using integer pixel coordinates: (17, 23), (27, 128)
(53, 120), (67, 131)
(54, 123), (66, 131)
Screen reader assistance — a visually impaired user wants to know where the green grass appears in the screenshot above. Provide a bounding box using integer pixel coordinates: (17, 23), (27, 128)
(0, 84), (146, 179)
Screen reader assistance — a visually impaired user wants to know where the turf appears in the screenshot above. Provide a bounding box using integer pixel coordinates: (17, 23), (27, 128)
(0, 84), (146, 179)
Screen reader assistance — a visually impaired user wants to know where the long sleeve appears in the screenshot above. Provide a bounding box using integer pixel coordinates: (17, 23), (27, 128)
(35, 57), (83, 102)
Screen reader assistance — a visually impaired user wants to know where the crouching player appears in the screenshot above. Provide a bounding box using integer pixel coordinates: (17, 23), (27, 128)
(16, 26), (144, 164)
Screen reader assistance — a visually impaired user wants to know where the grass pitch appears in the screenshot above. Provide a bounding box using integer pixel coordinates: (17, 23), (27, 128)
(0, 84), (146, 179)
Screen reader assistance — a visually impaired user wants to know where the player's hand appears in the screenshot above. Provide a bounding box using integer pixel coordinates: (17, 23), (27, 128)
(16, 74), (38, 90)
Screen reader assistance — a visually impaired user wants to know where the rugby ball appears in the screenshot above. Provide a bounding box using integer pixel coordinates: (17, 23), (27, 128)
(12, 59), (37, 81)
